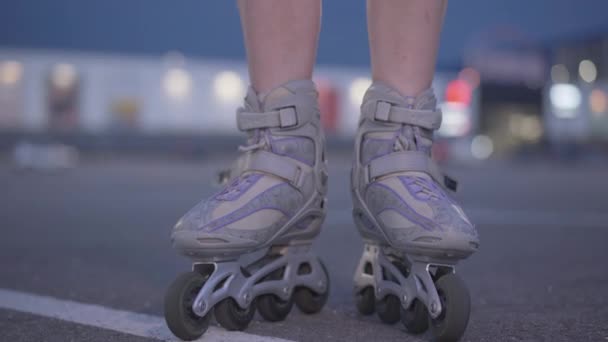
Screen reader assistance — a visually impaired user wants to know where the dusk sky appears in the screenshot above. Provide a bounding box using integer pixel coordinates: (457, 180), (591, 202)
(1, 0), (607, 68)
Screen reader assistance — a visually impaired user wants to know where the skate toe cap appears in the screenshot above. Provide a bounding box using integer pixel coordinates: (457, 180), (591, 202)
(406, 229), (479, 259)
(172, 216), (195, 233)
(171, 229), (260, 257)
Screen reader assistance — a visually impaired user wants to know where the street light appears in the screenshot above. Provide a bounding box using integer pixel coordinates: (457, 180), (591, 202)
(213, 71), (245, 104)
(0, 61), (23, 86)
(163, 67), (192, 101)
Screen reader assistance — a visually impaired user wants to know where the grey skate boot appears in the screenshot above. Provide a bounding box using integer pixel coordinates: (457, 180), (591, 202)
(165, 80), (329, 341)
(351, 82), (479, 342)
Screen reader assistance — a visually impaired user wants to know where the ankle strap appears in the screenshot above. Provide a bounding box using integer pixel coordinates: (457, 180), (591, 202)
(237, 107), (299, 131)
(240, 150), (311, 190)
(361, 100), (442, 130)
(363, 150), (458, 191)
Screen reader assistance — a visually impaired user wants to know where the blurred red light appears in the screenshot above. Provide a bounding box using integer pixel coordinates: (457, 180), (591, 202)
(445, 79), (472, 105)
(315, 78), (339, 133)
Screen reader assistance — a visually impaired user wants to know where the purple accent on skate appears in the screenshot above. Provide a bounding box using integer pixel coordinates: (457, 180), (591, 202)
(215, 173), (263, 201)
(367, 182), (442, 232)
(269, 136), (315, 166)
(399, 175), (448, 202)
(360, 131), (401, 165)
(201, 182), (302, 233)
(361, 137), (393, 165)
(358, 211), (377, 231)
(398, 175), (477, 236)
(295, 216), (315, 230)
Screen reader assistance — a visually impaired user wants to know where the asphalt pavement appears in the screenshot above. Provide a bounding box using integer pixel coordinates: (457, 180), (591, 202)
(1, 153), (608, 342)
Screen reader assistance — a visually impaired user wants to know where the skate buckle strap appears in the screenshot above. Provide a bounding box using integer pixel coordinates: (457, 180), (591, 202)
(242, 150), (308, 189)
(237, 107), (298, 131)
(362, 100), (442, 130)
(365, 151), (458, 191)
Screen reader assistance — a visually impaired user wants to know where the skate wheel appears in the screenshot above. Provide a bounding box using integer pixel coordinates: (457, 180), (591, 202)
(294, 260), (329, 314)
(256, 294), (294, 322)
(429, 273), (471, 342)
(401, 299), (429, 334)
(354, 286), (375, 315)
(376, 294), (401, 324)
(164, 271), (211, 341)
(214, 298), (256, 331)
(256, 266), (294, 322)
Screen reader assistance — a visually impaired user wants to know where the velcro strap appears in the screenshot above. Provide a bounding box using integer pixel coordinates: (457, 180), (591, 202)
(237, 107), (298, 131)
(242, 150), (306, 188)
(362, 101), (442, 130)
(366, 151), (457, 191)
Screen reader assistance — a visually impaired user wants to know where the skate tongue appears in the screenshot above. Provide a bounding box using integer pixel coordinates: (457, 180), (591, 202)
(261, 87), (293, 110)
(364, 81), (437, 110)
(362, 82), (439, 155)
(238, 81), (316, 159)
(259, 80), (316, 111)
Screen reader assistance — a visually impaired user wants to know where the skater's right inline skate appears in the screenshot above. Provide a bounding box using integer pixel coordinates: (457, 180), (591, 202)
(351, 82), (479, 342)
(164, 80), (329, 341)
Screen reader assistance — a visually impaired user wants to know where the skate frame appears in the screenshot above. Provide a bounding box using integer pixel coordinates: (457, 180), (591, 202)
(353, 243), (455, 319)
(190, 245), (327, 317)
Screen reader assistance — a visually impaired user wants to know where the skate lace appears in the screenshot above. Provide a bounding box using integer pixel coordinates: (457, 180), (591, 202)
(216, 130), (270, 186)
(238, 129), (271, 153)
(391, 127), (459, 193)
(390, 123), (443, 198)
(391, 125), (432, 155)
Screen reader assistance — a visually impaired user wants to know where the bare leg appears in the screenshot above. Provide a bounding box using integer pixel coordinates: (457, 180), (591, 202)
(368, 0), (447, 97)
(238, 0), (321, 95)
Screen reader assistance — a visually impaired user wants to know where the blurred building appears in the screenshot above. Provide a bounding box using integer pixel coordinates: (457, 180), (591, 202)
(3, 0), (608, 161)
(544, 33), (608, 157)
(462, 27), (546, 159)
(0, 48), (480, 159)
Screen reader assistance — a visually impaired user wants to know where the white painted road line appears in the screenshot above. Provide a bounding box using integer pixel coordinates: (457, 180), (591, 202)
(0, 288), (295, 342)
(330, 207), (608, 227)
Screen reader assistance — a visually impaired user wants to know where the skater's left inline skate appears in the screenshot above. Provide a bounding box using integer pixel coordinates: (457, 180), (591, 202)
(164, 80), (329, 341)
(350, 82), (479, 342)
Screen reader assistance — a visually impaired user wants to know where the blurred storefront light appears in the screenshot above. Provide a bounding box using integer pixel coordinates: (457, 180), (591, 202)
(163, 67), (192, 101)
(51, 63), (77, 90)
(315, 78), (339, 133)
(445, 79), (472, 106)
(0, 61), (23, 86)
(520, 116), (542, 142)
(549, 83), (581, 118)
(550, 64), (569, 84)
(470, 135), (493, 160)
(438, 102), (471, 137)
(578, 60), (597, 83)
(213, 71), (245, 104)
(349, 77), (372, 106)
(589, 89), (607, 117)
(509, 113), (542, 142)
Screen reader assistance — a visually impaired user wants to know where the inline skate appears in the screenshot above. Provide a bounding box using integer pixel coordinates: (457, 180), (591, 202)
(351, 82), (479, 342)
(164, 80), (329, 341)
